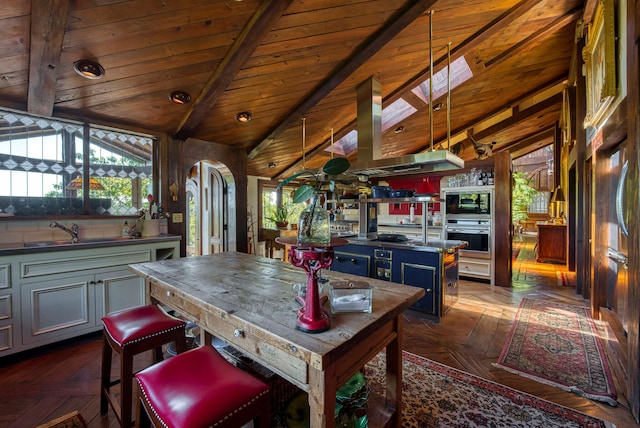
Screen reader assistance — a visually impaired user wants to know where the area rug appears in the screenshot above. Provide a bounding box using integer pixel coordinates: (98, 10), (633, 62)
(364, 351), (616, 427)
(557, 270), (577, 287)
(494, 298), (617, 406)
(36, 410), (86, 428)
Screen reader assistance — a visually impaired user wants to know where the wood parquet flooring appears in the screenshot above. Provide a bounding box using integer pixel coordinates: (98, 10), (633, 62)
(0, 234), (637, 427)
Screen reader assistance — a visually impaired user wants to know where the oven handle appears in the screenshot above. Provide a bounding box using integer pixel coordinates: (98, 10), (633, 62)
(446, 228), (490, 234)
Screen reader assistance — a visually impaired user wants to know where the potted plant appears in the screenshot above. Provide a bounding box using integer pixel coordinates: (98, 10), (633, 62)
(512, 171), (538, 230)
(277, 157), (351, 244)
(266, 205), (291, 228)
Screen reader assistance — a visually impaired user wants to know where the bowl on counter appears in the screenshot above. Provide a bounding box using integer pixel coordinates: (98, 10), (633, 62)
(389, 189), (414, 198)
(371, 186), (391, 198)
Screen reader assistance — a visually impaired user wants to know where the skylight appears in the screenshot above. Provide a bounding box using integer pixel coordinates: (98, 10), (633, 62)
(412, 56), (473, 104)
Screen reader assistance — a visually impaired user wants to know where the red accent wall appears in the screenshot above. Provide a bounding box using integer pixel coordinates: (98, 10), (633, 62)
(386, 176), (441, 214)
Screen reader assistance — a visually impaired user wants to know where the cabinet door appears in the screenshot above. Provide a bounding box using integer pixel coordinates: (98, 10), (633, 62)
(392, 250), (440, 315)
(399, 263), (437, 314)
(331, 245), (373, 277)
(96, 268), (145, 318)
(21, 274), (97, 346)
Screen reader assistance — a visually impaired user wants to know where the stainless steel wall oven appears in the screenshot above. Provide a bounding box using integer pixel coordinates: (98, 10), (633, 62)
(445, 217), (491, 258)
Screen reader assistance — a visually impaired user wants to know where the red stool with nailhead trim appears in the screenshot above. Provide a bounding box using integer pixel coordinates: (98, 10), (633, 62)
(101, 305), (187, 427)
(134, 345), (270, 428)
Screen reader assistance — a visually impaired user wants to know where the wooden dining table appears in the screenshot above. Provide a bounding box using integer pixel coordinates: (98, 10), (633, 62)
(129, 252), (424, 428)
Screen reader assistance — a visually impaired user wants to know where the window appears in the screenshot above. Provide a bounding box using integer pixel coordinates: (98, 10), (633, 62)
(258, 180), (304, 230)
(0, 108), (155, 216)
(529, 192), (551, 214)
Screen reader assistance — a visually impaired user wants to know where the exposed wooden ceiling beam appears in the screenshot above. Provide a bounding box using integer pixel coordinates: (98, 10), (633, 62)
(469, 92), (563, 143)
(28, 0), (69, 117)
(486, 6), (583, 68)
(495, 127), (555, 154)
(248, 0), (437, 160)
(173, 0), (294, 141)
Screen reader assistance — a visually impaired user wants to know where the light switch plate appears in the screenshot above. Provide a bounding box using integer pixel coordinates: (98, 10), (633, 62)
(172, 213), (183, 223)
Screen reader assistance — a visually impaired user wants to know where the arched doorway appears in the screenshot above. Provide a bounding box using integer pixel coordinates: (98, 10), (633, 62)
(185, 160), (236, 256)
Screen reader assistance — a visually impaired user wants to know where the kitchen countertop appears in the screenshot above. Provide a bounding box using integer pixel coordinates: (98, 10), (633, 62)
(344, 237), (467, 253)
(0, 235), (181, 256)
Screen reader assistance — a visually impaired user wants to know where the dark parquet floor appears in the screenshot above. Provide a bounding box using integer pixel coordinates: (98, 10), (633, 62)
(0, 234), (637, 427)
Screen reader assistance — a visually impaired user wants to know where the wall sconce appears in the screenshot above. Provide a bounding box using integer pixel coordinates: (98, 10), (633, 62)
(169, 91), (191, 104)
(236, 112), (252, 122)
(73, 60), (105, 79)
(169, 181), (179, 202)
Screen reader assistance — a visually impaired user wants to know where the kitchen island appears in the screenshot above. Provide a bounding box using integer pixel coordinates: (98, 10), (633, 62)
(331, 237), (467, 321)
(129, 252), (424, 428)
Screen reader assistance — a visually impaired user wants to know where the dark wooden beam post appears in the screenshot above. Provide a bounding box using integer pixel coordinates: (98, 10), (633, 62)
(493, 150), (512, 287)
(28, 0), (69, 117)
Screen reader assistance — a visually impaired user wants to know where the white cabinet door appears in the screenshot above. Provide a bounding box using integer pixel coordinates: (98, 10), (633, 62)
(96, 268), (145, 318)
(21, 274), (97, 346)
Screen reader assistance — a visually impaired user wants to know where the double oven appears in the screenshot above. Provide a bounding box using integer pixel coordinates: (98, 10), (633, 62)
(444, 189), (492, 259)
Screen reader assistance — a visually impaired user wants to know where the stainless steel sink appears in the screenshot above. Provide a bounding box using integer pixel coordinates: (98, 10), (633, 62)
(24, 240), (74, 247)
(23, 237), (135, 248)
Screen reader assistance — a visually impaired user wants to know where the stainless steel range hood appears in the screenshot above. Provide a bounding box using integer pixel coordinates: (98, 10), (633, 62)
(347, 77), (464, 178)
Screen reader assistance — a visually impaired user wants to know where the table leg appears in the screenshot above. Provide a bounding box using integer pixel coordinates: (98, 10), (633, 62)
(386, 316), (403, 428)
(308, 365), (337, 428)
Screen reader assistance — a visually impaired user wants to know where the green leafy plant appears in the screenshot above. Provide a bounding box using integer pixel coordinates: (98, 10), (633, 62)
(512, 172), (538, 223)
(277, 157), (351, 202)
(277, 157), (351, 239)
(265, 205), (291, 224)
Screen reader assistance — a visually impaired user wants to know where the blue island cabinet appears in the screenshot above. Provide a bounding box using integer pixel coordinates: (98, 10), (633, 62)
(330, 244), (374, 277)
(390, 249), (441, 315)
(330, 243), (453, 320)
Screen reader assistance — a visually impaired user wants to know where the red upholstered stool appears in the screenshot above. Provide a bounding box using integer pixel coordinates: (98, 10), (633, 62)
(101, 305), (187, 427)
(134, 345), (270, 428)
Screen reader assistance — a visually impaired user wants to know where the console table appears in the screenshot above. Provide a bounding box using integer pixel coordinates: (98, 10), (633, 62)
(536, 223), (567, 263)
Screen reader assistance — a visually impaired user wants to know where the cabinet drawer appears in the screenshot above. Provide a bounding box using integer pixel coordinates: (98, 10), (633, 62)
(332, 252), (371, 277)
(459, 259), (491, 277)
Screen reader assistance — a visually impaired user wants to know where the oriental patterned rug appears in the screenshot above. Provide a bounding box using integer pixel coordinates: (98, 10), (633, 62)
(494, 298), (617, 406)
(364, 351), (616, 427)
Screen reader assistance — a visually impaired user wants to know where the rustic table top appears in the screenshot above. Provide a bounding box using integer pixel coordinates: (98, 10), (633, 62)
(129, 252), (424, 366)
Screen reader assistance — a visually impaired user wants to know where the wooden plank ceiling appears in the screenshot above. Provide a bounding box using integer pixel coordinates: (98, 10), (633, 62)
(0, 0), (585, 179)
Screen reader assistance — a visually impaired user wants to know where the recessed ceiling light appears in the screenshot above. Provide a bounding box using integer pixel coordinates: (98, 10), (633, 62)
(169, 91), (191, 104)
(394, 126), (404, 134)
(267, 162), (277, 168)
(432, 103), (443, 111)
(236, 112), (252, 122)
(73, 60), (105, 79)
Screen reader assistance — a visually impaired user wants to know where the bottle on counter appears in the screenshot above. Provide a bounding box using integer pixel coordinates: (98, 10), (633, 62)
(488, 168), (494, 185)
(122, 221), (130, 237)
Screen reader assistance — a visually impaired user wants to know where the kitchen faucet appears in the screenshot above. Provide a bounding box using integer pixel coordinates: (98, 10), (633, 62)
(49, 221), (79, 243)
